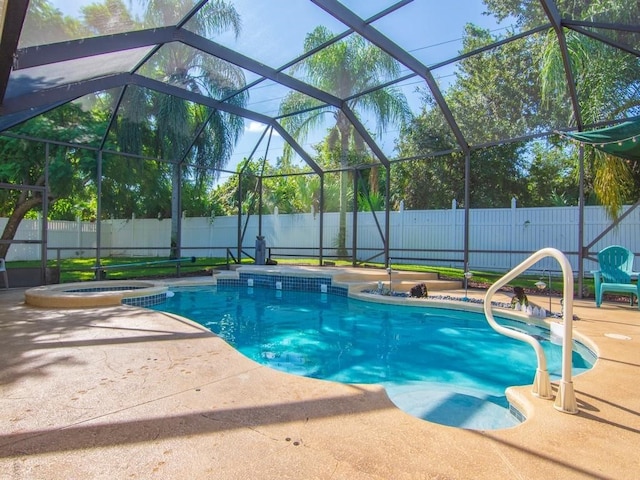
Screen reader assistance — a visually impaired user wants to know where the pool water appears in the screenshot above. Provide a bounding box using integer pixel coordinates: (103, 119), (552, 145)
(152, 285), (594, 430)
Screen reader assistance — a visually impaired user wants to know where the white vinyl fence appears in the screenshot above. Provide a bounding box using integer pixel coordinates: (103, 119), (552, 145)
(3, 200), (639, 275)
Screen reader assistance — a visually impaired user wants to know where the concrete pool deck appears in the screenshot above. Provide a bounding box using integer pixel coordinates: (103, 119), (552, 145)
(1, 269), (639, 479)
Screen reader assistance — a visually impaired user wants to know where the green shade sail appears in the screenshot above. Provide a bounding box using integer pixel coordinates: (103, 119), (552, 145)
(564, 119), (640, 162)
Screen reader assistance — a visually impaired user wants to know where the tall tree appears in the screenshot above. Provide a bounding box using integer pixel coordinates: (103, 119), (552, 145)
(0, 1), (95, 259)
(395, 25), (535, 209)
(2, 0), (248, 259)
(279, 26), (411, 256)
(488, 0), (640, 217)
(116, 0), (247, 257)
(0, 105), (102, 259)
(540, 32), (640, 216)
(19, 0), (86, 47)
(81, 0), (138, 35)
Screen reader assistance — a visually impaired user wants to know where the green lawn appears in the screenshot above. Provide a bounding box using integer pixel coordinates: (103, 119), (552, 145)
(266, 258), (593, 296)
(7, 257), (242, 283)
(4, 256), (593, 295)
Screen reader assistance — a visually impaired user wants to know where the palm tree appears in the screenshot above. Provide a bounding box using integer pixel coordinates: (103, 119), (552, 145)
(539, 10), (640, 218)
(130, 0), (247, 257)
(279, 26), (411, 256)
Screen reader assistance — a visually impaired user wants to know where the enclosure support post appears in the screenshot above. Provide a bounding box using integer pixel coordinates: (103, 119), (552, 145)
(95, 150), (103, 278)
(384, 164), (391, 268)
(463, 151), (471, 272)
(319, 173), (324, 266)
(42, 144), (49, 284)
(237, 174), (242, 262)
(578, 145), (585, 298)
(258, 176), (263, 237)
(175, 170), (182, 276)
(352, 170), (358, 267)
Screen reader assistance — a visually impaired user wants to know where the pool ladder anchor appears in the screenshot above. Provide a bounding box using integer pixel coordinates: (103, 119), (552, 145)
(483, 247), (578, 414)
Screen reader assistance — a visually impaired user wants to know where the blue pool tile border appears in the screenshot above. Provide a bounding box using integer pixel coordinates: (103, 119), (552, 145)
(217, 273), (348, 296)
(67, 285), (146, 293)
(67, 284), (168, 308)
(122, 293), (167, 307)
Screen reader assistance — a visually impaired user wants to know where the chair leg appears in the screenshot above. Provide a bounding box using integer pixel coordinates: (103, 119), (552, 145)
(1, 271), (7, 289)
(593, 277), (602, 307)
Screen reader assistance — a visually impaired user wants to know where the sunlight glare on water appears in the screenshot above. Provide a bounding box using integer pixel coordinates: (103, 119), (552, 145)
(153, 285), (594, 430)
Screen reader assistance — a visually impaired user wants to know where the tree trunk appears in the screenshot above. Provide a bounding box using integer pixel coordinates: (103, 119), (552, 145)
(337, 116), (351, 258)
(0, 195), (44, 259)
(369, 165), (379, 195)
(338, 168), (348, 257)
(170, 162), (181, 259)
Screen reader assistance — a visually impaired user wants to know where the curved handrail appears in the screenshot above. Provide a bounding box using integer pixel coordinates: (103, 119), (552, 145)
(483, 247), (578, 414)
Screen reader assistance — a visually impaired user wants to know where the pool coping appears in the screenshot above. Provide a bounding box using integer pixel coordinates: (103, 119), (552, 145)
(177, 267), (599, 428)
(2, 267), (640, 479)
(21, 265), (599, 428)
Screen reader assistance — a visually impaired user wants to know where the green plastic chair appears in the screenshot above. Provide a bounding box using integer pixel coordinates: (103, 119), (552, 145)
(591, 245), (640, 308)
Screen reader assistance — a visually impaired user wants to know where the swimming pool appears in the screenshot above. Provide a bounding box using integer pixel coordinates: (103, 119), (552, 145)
(152, 285), (595, 430)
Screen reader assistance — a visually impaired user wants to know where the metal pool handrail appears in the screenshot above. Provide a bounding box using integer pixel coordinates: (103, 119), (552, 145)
(483, 247), (578, 414)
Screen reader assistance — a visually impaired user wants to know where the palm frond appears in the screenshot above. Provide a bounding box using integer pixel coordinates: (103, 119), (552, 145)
(593, 150), (633, 219)
(279, 92), (332, 163)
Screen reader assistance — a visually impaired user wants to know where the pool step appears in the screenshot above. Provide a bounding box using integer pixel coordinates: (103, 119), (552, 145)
(332, 269), (438, 283)
(332, 270), (461, 292)
(377, 279), (462, 293)
(213, 267), (462, 292)
(385, 383), (521, 430)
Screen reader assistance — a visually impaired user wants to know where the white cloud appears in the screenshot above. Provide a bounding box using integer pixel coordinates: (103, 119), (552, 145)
(245, 121), (280, 136)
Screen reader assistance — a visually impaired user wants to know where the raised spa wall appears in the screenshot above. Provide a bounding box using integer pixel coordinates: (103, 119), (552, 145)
(24, 281), (168, 308)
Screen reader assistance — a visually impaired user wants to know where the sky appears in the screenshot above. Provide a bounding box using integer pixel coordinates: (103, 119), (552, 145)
(45, 0), (509, 186)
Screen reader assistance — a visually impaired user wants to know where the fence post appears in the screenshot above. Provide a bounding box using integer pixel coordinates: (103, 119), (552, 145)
(76, 216), (82, 250)
(36, 213), (41, 261)
(510, 197), (517, 269)
(398, 200), (404, 256)
(451, 199), (458, 258)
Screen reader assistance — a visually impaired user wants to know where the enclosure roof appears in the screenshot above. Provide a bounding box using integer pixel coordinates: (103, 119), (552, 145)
(1, 1), (639, 175)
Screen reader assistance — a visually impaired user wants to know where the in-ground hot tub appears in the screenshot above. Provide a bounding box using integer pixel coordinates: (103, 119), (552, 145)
(25, 281), (169, 308)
